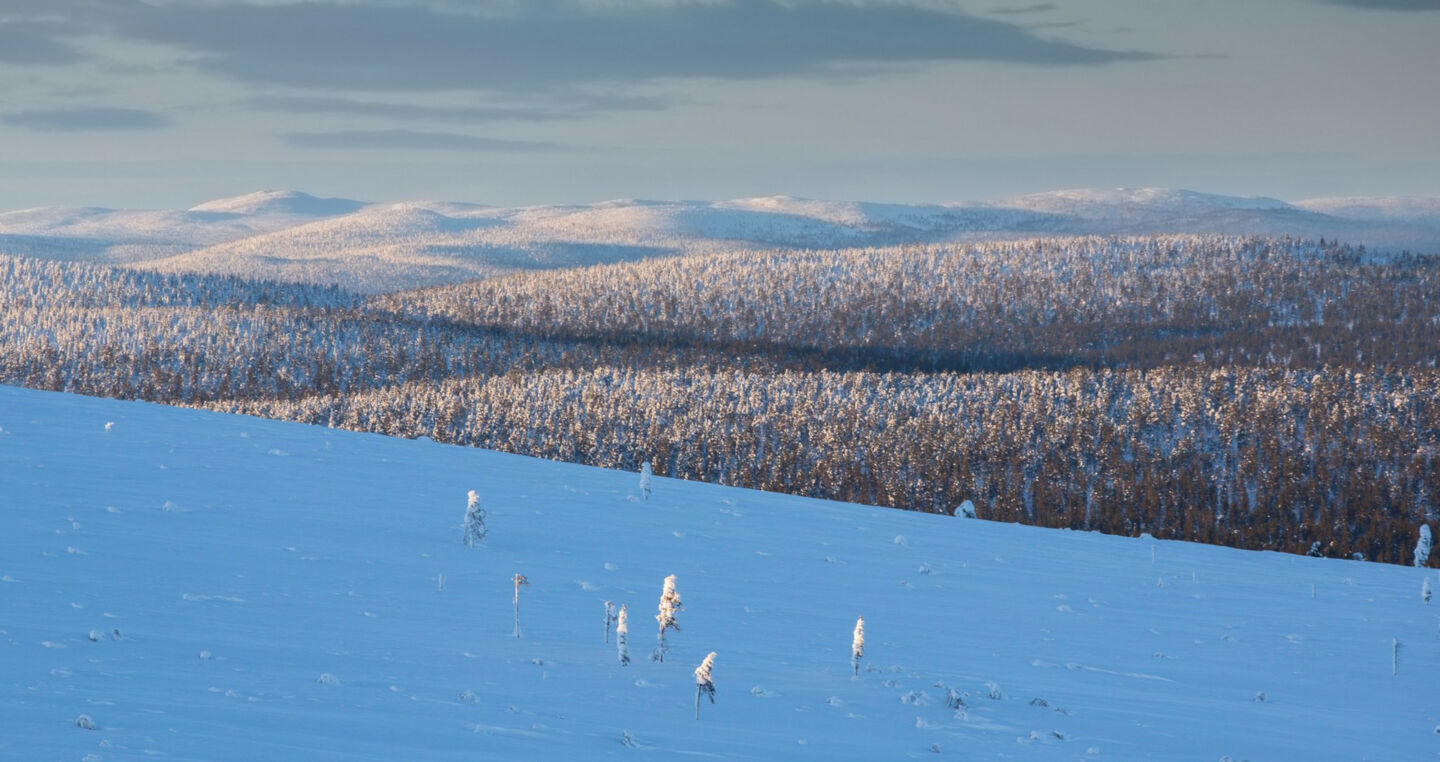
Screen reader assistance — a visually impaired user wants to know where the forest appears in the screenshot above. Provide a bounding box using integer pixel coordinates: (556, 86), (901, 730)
(2, 234), (1436, 563)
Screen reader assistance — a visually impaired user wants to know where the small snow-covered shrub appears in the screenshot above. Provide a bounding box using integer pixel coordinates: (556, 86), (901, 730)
(1424, 577), (1432, 604)
(956, 500), (977, 519)
(851, 616), (865, 676)
(75, 714), (95, 730)
(1416, 525), (1432, 567)
(639, 461), (653, 501)
(316, 672), (340, 685)
(694, 652), (717, 719)
(652, 574), (682, 662)
(617, 604), (631, 666)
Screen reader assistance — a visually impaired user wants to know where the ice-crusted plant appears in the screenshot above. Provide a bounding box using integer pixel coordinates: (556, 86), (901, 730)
(1424, 577), (1432, 605)
(851, 616), (865, 676)
(694, 651), (717, 719)
(512, 574), (529, 638)
(639, 461), (653, 501)
(462, 490), (487, 547)
(604, 601), (617, 644)
(617, 604), (630, 666)
(652, 574), (682, 662)
(956, 500), (977, 519)
(1416, 525), (1432, 568)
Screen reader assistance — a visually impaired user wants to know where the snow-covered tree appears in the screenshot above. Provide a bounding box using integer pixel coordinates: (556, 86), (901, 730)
(617, 604), (630, 666)
(694, 651), (717, 719)
(604, 601), (617, 643)
(956, 500), (977, 519)
(1416, 525), (1432, 567)
(1423, 577), (1432, 604)
(640, 461), (653, 501)
(652, 574), (682, 662)
(851, 615), (865, 676)
(462, 490), (487, 547)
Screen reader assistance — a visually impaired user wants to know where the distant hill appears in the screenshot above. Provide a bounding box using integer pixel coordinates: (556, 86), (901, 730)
(3, 187), (1437, 292)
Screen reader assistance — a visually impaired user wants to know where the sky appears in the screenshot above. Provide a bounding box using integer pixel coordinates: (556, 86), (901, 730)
(0, 0), (1437, 209)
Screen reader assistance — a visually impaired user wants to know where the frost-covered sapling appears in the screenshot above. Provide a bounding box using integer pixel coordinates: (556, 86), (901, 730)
(462, 490), (487, 547)
(694, 651), (717, 719)
(652, 574), (682, 662)
(617, 604), (630, 666)
(639, 461), (653, 501)
(512, 574), (529, 638)
(604, 600), (617, 643)
(851, 616), (865, 676)
(956, 500), (977, 519)
(1416, 525), (1432, 568)
(1424, 577), (1432, 605)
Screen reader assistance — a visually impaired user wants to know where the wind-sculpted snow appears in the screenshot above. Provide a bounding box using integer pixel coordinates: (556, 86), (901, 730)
(1, 385), (1435, 759)
(4, 188), (1438, 293)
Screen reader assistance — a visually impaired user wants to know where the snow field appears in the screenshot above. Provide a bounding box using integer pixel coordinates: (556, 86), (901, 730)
(1, 384), (1436, 760)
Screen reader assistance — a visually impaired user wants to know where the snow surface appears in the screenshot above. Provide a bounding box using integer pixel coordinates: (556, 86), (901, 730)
(4, 188), (1439, 293)
(2, 384), (1435, 759)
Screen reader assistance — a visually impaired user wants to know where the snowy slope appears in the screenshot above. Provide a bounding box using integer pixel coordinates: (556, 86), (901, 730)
(0, 192), (365, 265)
(2, 385), (1435, 760)
(4, 188), (1440, 292)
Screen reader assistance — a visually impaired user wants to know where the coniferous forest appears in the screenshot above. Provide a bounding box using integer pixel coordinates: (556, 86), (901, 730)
(3, 234), (1437, 564)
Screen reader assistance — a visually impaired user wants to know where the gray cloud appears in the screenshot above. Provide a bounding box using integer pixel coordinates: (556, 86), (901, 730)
(1320, 0), (1440, 8)
(0, 22), (84, 65)
(990, 3), (1058, 15)
(2, 107), (172, 131)
(280, 129), (567, 151)
(248, 92), (674, 121)
(25, 0), (1156, 93)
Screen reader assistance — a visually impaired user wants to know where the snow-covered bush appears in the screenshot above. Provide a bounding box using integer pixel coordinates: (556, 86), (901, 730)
(851, 616), (865, 676)
(652, 574), (682, 662)
(694, 652), (717, 719)
(639, 461), (653, 501)
(74, 715), (95, 730)
(462, 490), (487, 547)
(957, 500), (977, 519)
(1424, 577), (1432, 604)
(617, 604), (630, 666)
(604, 601), (617, 643)
(1416, 525), (1431, 567)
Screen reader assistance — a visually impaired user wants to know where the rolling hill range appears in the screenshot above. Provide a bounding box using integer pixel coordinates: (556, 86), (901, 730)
(2, 384), (1437, 759)
(2, 188), (1437, 293)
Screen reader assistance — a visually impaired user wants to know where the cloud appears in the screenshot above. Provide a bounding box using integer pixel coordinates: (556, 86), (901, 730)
(2, 107), (172, 131)
(989, 3), (1058, 15)
(1320, 0), (1440, 8)
(22, 0), (1157, 93)
(280, 129), (567, 151)
(0, 22), (84, 65)
(247, 92), (674, 121)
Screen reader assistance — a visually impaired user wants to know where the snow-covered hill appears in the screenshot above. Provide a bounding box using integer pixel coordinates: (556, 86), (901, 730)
(3, 188), (1439, 292)
(2, 384), (1435, 759)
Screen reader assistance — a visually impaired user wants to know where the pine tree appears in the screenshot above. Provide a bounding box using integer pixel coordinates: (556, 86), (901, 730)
(462, 490), (487, 547)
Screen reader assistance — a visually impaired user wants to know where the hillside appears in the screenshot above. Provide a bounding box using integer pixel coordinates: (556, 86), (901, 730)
(4, 188), (1439, 293)
(1, 384), (1435, 759)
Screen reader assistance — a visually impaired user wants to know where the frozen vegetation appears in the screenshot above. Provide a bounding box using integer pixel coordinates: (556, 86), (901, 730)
(1, 384), (1437, 759)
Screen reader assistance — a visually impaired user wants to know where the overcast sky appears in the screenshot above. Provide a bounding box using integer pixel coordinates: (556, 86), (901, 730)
(1, 0), (1437, 208)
